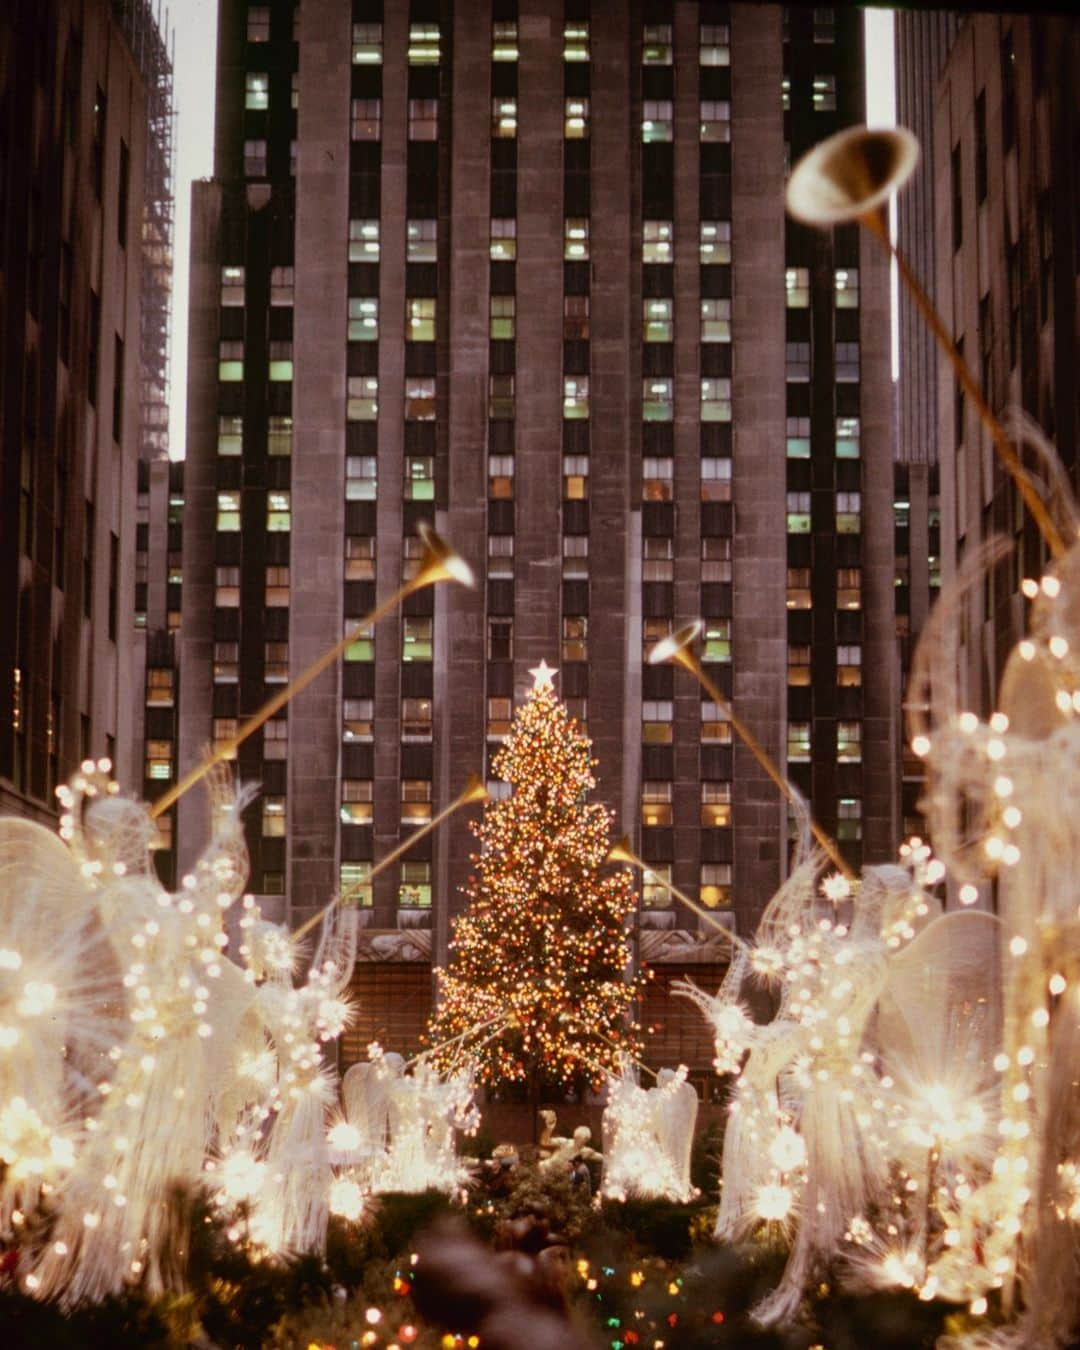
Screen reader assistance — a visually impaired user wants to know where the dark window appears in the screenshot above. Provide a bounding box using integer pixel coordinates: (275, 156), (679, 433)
(1007, 242), (1020, 368)
(1038, 192), (1053, 326)
(112, 336), (124, 441)
(118, 139), (130, 246)
(951, 143), (962, 252)
(108, 532), (119, 640)
(954, 337), (965, 448)
(59, 242), (72, 363)
(88, 291), (101, 406)
(1001, 34), (1016, 153)
(974, 92), (987, 205)
(92, 86), (106, 199)
(83, 502), (94, 617)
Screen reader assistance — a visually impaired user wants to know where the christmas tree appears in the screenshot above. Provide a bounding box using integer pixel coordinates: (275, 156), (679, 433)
(426, 662), (643, 1092)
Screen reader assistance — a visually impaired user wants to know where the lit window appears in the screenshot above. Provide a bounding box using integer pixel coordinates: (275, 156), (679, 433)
(564, 98), (589, 138)
(701, 377), (732, 421)
(643, 219), (672, 263)
(348, 297), (378, 341)
(563, 376), (589, 419)
(407, 219), (437, 262)
(563, 294), (589, 339)
(786, 567), (812, 609)
(404, 457), (435, 501)
(836, 491), (861, 533)
(211, 719), (236, 755)
(351, 98), (381, 140)
(213, 641), (238, 682)
(701, 458), (732, 502)
(835, 268), (859, 308)
(701, 701), (731, 743)
(490, 294), (515, 339)
(641, 864), (672, 910)
(408, 23), (440, 65)
(644, 298), (673, 342)
(352, 23), (382, 64)
(268, 341), (293, 381)
(343, 623), (373, 662)
(701, 781), (731, 827)
(836, 341), (860, 382)
(562, 535), (588, 578)
(402, 696), (432, 739)
(247, 7), (269, 42)
(218, 414), (242, 456)
(265, 564), (289, 606)
(643, 536), (673, 581)
(492, 20), (518, 62)
(837, 797), (862, 842)
(265, 641), (289, 680)
(407, 297), (436, 342)
(291, 73), (298, 110)
(643, 619), (672, 661)
(267, 490), (290, 531)
(701, 537), (731, 582)
(343, 698), (374, 741)
(489, 374), (515, 419)
(492, 97), (517, 138)
(563, 21), (589, 62)
(786, 415), (811, 459)
(838, 644), (862, 687)
(218, 340), (243, 382)
(837, 567), (862, 609)
(270, 266), (293, 306)
(702, 619), (731, 663)
(643, 378), (673, 422)
(562, 615), (587, 662)
(345, 456), (377, 500)
(243, 139), (267, 176)
(836, 416), (860, 459)
(398, 860), (431, 908)
(786, 492), (811, 533)
(643, 701), (673, 744)
(641, 781), (672, 827)
(813, 74), (837, 112)
(489, 454), (514, 499)
(220, 265), (245, 305)
(700, 23), (730, 66)
(261, 796), (285, 838)
(786, 341), (810, 381)
(487, 697), (513, 740)
(341, 779), (373, 825)
(490, 218), (516, 261)
(145, 739), (172, 781)
(216, 491), (240, 532)
(264, 718), (287, 760)
(788, 644), (811, 686)
(787, 722), (811, 762)
(347, 376), (378, 421)
(408, 98), (438, 140)
(487, 535), (514, 578)
(785, 267), (810, 308)
(643, 23), (672, 64)
(701, 863), (732, 909)
(642, 456), (673, 501)
(700, 100), (731, 142)
(348, 219), (380, 261)
(146, 667), (173, 706)
(563, 455), (588, 500)
(487, 616), (513, 660)
(402, 779), (432, 825)
(700, 220), (731, 264)
(838, 721), (862, 762)
(564, 217), (589, 260)
(642, 99), (673, 142)
(339, 863), (372, 906)
(782, 79), (791, 112)
(345, 534), (375, 580)
(701, 298), (731, 342)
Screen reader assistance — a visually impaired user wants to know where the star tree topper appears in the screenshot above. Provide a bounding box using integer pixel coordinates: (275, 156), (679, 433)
(528, 659), (558, 691)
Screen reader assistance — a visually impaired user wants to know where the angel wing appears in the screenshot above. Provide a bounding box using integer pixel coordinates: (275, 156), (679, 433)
(654, 1076), (698, 1199)
(342, 1060), (389, 1154)
(311, 904), (360, 996)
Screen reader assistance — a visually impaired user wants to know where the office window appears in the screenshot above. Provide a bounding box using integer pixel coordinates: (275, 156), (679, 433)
(487, 535), (514, 578)
(814, 7), (836, 41)
(216, 491), (240, 531)
(644, 298), (673, 342)
(835, 268), (858, 308)
(837, 644), (862, 686)
(345, 458), (377, 502)
(490, 295), (515, 339)
(563, 295), (589, 339)
(345, 535), (375, 581)
(493, 20), (518, 61)
(265, 642), (290, 680)
(487, 616), (513, 661)
(786, 492), (811, 533)
(347, 376), (378, 421)
(564, 218), (589, 260)
(406, 219), (437, 262)
(835, 342), (860, 382)
(218, 340), (244, 382)
(787, 567), (812, 609)
(813, 75), (836, 111)
(344, 698), (374, 742)
(218, 414), (243, 457)
(490, 218), (516, 261)
(836, 416), (860, 459)
(641, 865), (672, 910)
(244, 139), (267, 176)
(220, 265), (245, 306)
(265, 565), (289, 606)
(700, 100), (731, 143)
(489, 454), (514, 499)
(563, 376), (589, 419)
(146, 668), (174, 706)
(642, 100), (673, 142)
(348, 219), (380, 261)
(700, 863), (732, 909)
(643, 220), (672, 263)
(701, 457), (732, 502)
(408, 23), (440, 65)
(563, 21), (589, 62)
(402, 780), (432, 825)
(492, 97), (517, 138)
(270, 266), (294, 306)
(643, 378), (673, 422)
(563, 455), (588, 500)
(404, 457), (435, 502)
(701, 377), (732, 421)
(701, 537), (731, 583)
(565, 98), (589, 139)
(836, 491), (861, 533)
(267, 490), (291, 531)
(489, 374), (515, 419)
(402, 697), (432, 739)
(268, 341), (293, 381)
(258, 796), (284, 838)
(786, 415), (811, 459)
(700, 220), (731, 264)
(641, 781), (673, 827)
(407, 295), (437, 342)
(788, 644), (811, 686)
(402, 617), (433, 662)
(700, 23), (730, 66)
(787, 722), (811, 762)
(350, 98), (381, 141)
(213, 641), (238, 682)
(247, 6), (269, 41)
(487, 697), (513, 740)
(701, 701), (732, 743)
(785, 267), (810, 308)
(211, 719), (236, 755)
(642, 457), (673, 501)
(339, 864), (373, 906)
(786, 341), (810, 381)
(291, 73), (299, 110)
(643, 619), (672, 660)
(352, 22), (382, 64)
(643, 22), (672, 63)
(562, 616), (587, 662)
(264, 718), (288, 761)
(702, 620), (731, 663)
(398, 861), (431, 908)
(837, 797), (862, 842)
(118, 142), (129, 246)
(837, 721), (862, 762)
(643, 701), (674, 744)
(408, 98), (438, 140)
(701, 782), (732, 828)
(145, 740), (173, 781)
(562, 536), (588, 578)
(951, 143), (963, 252)
(348, 297), (378, 341)
(837, 567), (861, 610)
(643, 537), (673, 582)
(341, 779), (374, 825)
(701, 298), (731, 342)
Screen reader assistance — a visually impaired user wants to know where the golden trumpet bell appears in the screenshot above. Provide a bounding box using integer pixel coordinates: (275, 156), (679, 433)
(416, 521), (476, 589)
(647, 620), (703, 667)
(786, 125), (919, 226)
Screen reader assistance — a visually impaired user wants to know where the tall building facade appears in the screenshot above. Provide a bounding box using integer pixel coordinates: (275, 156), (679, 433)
(178, 0), (897, 1075)
(1, 0), (172, 823)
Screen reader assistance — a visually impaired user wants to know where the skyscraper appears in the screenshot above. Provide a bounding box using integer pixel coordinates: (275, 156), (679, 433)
(178, 0), (898, 1075)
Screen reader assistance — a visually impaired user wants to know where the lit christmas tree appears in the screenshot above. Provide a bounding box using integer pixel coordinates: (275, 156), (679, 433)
(426, 662), (643, 1096)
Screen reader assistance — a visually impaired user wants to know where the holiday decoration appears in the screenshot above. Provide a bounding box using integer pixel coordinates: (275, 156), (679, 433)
(425, 667), (643, 1094)
(601, 1064), (699, 1203)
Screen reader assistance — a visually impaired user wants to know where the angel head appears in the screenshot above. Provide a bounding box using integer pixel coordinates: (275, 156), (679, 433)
(243, 919), (296, 983)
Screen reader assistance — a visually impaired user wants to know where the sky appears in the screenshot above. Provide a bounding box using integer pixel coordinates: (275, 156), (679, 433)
(165, 5), (897, 460)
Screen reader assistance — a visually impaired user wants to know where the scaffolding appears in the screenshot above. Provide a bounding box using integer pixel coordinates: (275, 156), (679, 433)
(112, 0), (175, 463)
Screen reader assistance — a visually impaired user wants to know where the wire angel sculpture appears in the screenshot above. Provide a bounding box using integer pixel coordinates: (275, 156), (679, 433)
(600, 1063), (698, 1203)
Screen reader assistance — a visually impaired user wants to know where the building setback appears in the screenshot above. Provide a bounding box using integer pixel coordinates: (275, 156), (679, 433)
(178, 0), (899, 1079)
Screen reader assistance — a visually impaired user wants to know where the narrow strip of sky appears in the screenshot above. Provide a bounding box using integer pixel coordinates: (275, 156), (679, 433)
(864, 8), (900, 381)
